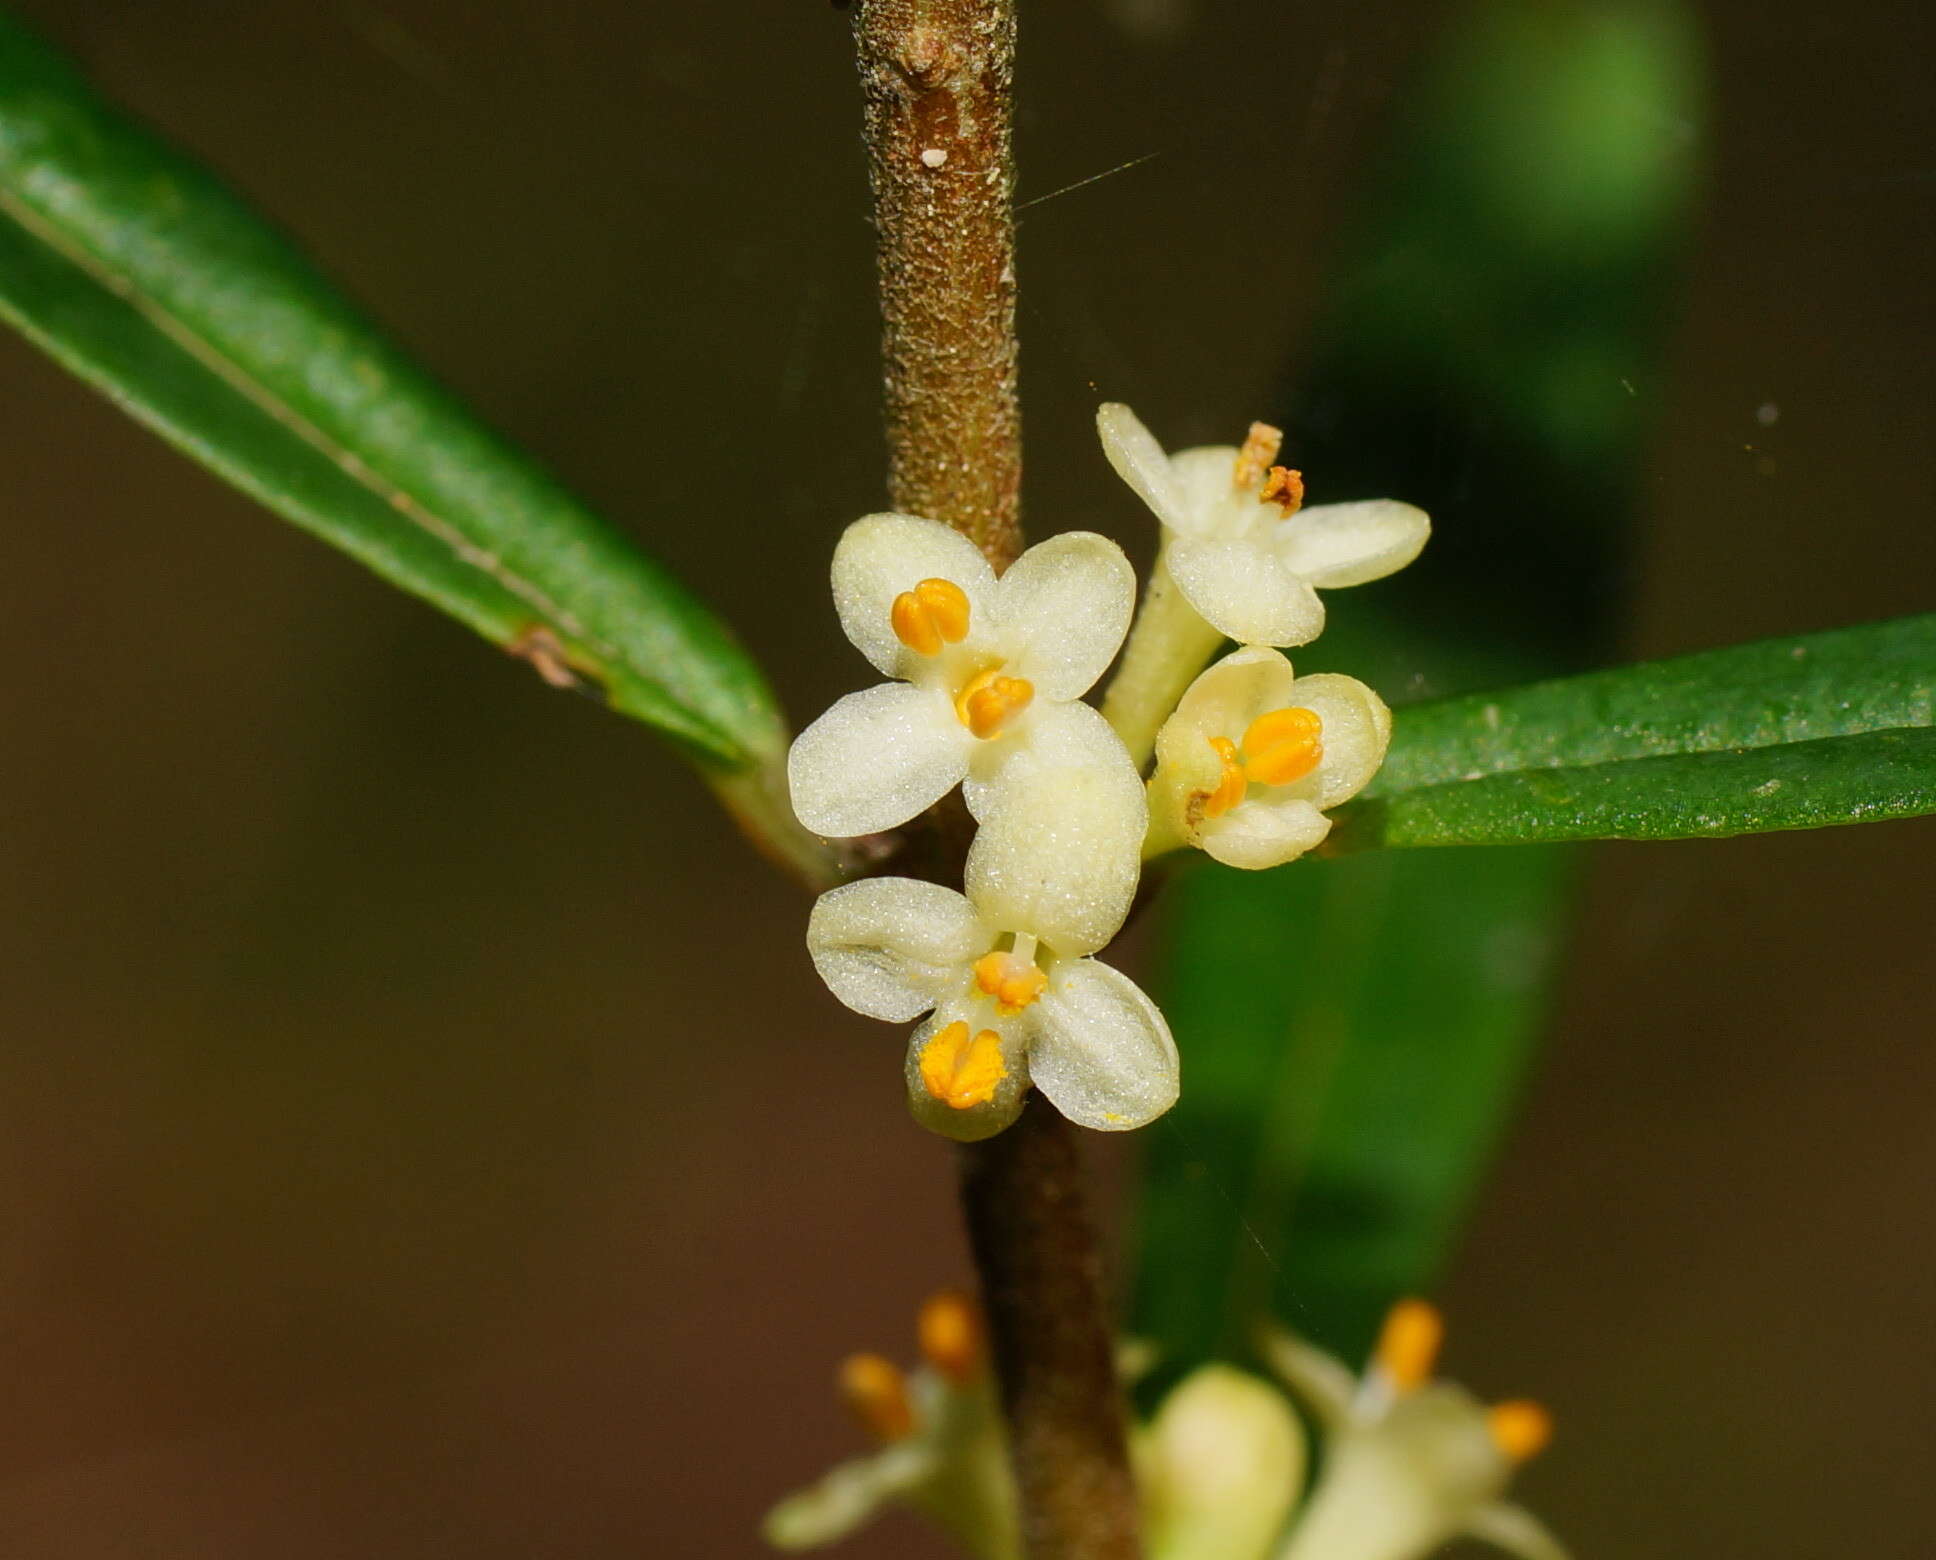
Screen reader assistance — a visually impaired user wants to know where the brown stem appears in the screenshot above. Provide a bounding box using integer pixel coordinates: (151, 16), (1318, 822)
(959, 1099), (1142, 1560)
(852, 0), (1022, 568)
(850, 4), (1140, 1555)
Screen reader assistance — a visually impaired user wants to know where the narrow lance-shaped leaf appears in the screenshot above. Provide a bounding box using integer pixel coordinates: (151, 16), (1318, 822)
(1333, 615), (1936, 849)
(0, 14), (780, 773)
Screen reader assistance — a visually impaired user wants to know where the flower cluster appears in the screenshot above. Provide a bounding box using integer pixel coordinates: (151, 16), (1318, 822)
(767, 1296), (1565, 1560)
(788, 406), (1427, 1140)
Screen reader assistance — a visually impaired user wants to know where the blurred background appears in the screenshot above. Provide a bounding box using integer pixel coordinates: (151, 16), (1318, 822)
(0, 0), (1930, 1555)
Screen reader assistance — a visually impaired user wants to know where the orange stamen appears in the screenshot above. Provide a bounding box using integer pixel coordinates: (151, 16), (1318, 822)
(1373, 1298), (1444, 1393)
(955, 668), (1035, 739)
(1487, 1400), (1553, 1463)
(1241, 706), (1324, 786)
(973, 951), (1048, 1015)
(1202, 735), (1248, 818)
(1259, 465), (1305, 516)
(839, 1352), (915, 1441)
(917, 1289), (984, 1384)
(918, 1022), (1008, 1110)
(1233, 421), (1285, 490)
(890, 577), (972, 656)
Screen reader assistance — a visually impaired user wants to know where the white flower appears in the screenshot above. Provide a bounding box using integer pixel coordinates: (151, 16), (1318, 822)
(788, 513), (1137, 838)
(1097, 403), (1429, 647)
(1265, 1300), (1567, 1560)
(1147, 645), (1391, 869)
(805, 757), (1175, 1140)
(765, 1291), (1019, 1558)
(1135, 1365), (1306, 1560)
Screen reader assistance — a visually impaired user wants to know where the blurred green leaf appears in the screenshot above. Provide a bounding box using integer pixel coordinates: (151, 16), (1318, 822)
(1139, 843), (1574, 1367)
(0, 13), (780, 768)
(1331, 614), (1936, 847)
(1135, 0), (1702, 1369)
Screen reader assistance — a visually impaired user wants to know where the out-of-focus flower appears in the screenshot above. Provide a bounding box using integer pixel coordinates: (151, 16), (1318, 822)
(1135, 1364), (1306, 1560)
(1097, 403), (1429, 648)
(1265, 1299), (1567, 1560)
(765, 1291), (1019, 1558)
(788, 513), (1137, 838)
(1146, 645), (1390, 868)
(806, 759), (1174, 1140)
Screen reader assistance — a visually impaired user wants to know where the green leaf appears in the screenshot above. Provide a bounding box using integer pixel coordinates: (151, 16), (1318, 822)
(1335, 616), (1936, 849)
(1134, 0), (1704, 1370)
(1137, 845), (1575, 1369)
(0, 14), (780, 770)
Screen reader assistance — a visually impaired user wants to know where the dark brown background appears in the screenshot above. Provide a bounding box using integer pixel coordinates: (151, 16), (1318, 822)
(0, 1), (1930, 1556)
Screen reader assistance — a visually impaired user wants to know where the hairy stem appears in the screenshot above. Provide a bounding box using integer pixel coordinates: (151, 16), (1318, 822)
(959, 1098), (1141, 1560)
(850, 3), (1140, 1555)
(852, 0), (1022, 568)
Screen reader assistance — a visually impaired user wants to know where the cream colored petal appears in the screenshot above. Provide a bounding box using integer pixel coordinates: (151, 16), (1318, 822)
(995, 531), (1136, 700)
(904, 1008), (1033, 1143)
(963, 697), (1143, 825)
(1140, 1365), (1306, 1560)
(1285, 672), (1392, 809)
(1198, 796), (1332, 870)
(964, 715), (1146, 957)
(763, 1440), (935, 1550)
(1098, 403), (1195, 533)
(807, 877), (985, 1022)
(1168, 534), (1324, 647)
(788, 682), (972, 838)
(1256, 1326), (1356, 1430)
(1025, 958), (1178, 1132)
(1463, 1502), (1572, 1560)
(1167, 444), (1249, 527)
(832, 512), (1000, 678)
(1275, 499), (1430, 589)
(1162, 645), (1300, 751)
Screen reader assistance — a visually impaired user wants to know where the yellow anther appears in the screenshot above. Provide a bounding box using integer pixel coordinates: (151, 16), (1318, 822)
(954, 668), (1035, 739)
(890, 577), (972, 656)
(1487, 1400), (1553, 1464)
(1233, 420), (1285, 490)
(1241, 706), (1325, 786)
(917, 1289), (984, 1384)
(1373, 1298), (1444, 1394)
(973, 951), (1048, 1015)
(839, 1352), (915, 1442)
(1259, 464), (1305, 516)
(919, 1021), (1008, 1110)
(1202, 735), (1249, 819)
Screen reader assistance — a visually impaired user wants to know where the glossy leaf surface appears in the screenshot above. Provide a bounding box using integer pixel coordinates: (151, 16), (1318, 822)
(0, 14), (781, 768)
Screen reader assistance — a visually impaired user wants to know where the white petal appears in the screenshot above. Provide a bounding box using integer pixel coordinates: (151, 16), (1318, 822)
(763, 1441), (934, 1549)
(1025, 958), (1178, 1131)
(964, 714), (1146, 957)
(1256, 1327), (1356, 1430)
(1276, 499), (1430, 589)
(994, 531), (1136, 700)
(963, 698), (1142, 823)
(904, 1008), (1032, 1143)
(807, 877), (984, 1022)
(1198, 796), (1332, 870)
(1464, 1502), (1573, 1560)
(1287, 672), (1392, 809)
(1167, 444), (1248, 526)
(1167, 534), (1324, 647)
(1160, 645), (1299, 757)
(1097, 403), (1194, 533)
(832, 513), (999, 678)
(788, 682), (972, 838)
